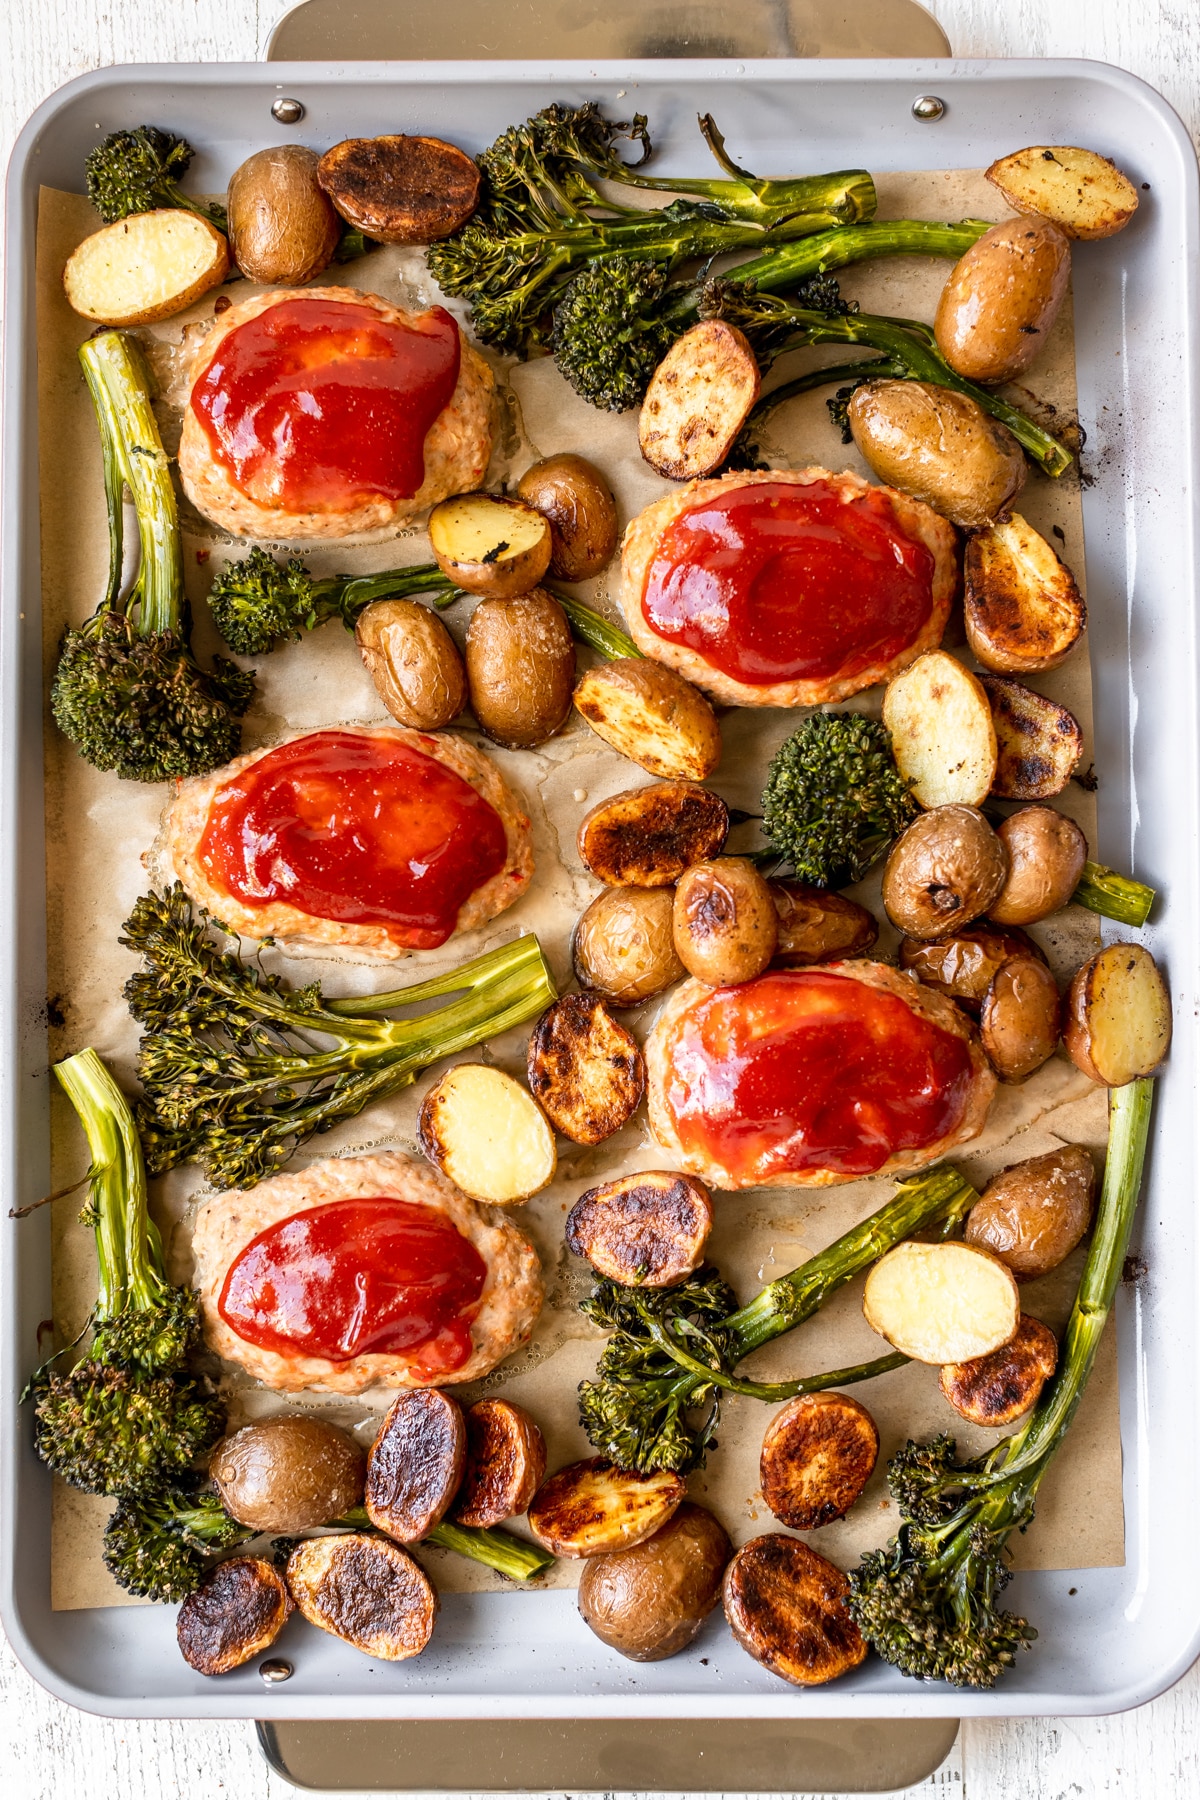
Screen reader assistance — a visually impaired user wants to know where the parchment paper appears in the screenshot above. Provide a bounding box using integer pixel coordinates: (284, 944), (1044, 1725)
(36, 168), (1121, 1612)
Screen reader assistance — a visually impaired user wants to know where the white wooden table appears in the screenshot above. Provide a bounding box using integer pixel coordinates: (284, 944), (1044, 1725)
(3, 2), (1200, 1794)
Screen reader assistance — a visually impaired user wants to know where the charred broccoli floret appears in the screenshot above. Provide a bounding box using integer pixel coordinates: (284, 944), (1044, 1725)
(760, 712), (918, 888)
(85, 125), (226, 229)
(206, 547), (460, 656)
(33, 1362), (222, 1500)
(102, 1483), (253, 1602)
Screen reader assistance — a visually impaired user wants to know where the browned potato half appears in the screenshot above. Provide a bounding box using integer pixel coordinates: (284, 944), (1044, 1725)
(848, 379), (1026, 531)
(863, 1240), (1020, 1364)
(516, 454), (619, 582)
(527, 1457), (685, 1557)
(672, 857), (778, 987)
(882, 806), (1009, 940)
(980, 675), (1084, 799)
(565, 1170), (714, 1288)
(64, 210), (230, 326)
(227, 145), (341, 285)
(639, 321), (761, 480)
(935, 218), (1071, 384)
(430, 494), (552, 599)
(769, 882), (878, 966)
(991, 806), (1088, 926)
(964, 514), (1087, 675)
(940, 1314), (1059, 1427)
(883, 651), (998, 807)
(526, 992), (645, 1145)
(577, 782), (728, 887)
(1064, 943), (1172, 1086)
(986, 146), (1140, 240)
(723, 1535), (866, 1688)
(366, 1389), (466, 1543)
(465, 590), (575, 749)
(452, 1399), (547, 1529)
(980, 954), (1061, 1082)
(177, 1557), (292, 1676)
(355, 598), (466, 731)
(287, 1533), (437, 1660)
(573, 887), (685, 1007)
(965, 1145), (1097, 1281)
(759, 1393), (879, 1531)
(317, 134), (479, 243)
(210, 1415), (365, 1533)
(578, 1501), (732, 1662)
(574, 657), (722, 781)
(899, 922), (1044, 1013)
(418, 1063), (556, 1203)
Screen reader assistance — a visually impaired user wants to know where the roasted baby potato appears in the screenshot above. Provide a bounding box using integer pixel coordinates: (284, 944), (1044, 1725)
(566, 1170), (714, 1288)
(965, 1145), (1097, 1281)
(863, 1240), (1020, 1365)
(899, 922), (1044, 1013)
(419, 1063), (556, 1203)
(452, 1398), (547, 1529)
(986, 145), (1140, 240)
(882, 806), (1009, 940)
(527, 1457), (686, 1557)
(64, 210), (230, 326)
(769, 881), (878, 966)
(883, 651), (998, 808)
(526, 992), (645, 1145)
(934, 217), (1071, 385)
(759, 1393), (879, 1532)
(573, 887), (685, 1006)
(672, 857), (778, 986)
(465, 590), (575, 748)
(227, 145), (341, 285)
(847, 379), (1026, 531)
(991, 805), (1088, 925)
(964, 514), (1087, 675)
(516, 454), (619, 581)
(317, 134), (480, 243)
(210, 1415), (365, 1533)
(287, 1533), (438, 1660)
(355, 598), (466, 731)
(578, 1501), (732, 1662)
(430, 494), (553, 599)
(177, 1557), (292, 1676)
(980, 954), (1062, 1082)
(366, 1389), (466, 1543)
(574, 657), (722, 781)
(1064, 943), (1172, 1086)
(577, 782), (728, 887)
(981, 676), (1084, 800)
(723, 1535), (866, 1688)
(940, 1314), (1059, 1427)
(639, 320), (762, 480)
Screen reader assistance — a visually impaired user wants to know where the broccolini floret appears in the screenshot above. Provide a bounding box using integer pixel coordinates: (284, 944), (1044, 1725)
(103, 1483), (253, 1602)
(760, 712), (918, 888)
(85, 125), (227, 230)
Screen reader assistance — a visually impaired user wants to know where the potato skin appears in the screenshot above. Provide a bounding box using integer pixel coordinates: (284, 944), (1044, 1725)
(317, 135), (479, 244)
(769, 882), (878, 965)
(227, 146), (341, 285)
(882, 806), (1009, 939)
(517, 454), (619, 581)
(723, 1535), (866, 1688)
(566, 1170), (713, 1287)
(979, 954), (1061, 1082)
(672, 857), (778, 986)
(578, 1502), (732, 1662)
(848, 379), (1026, 531)
(965, 1145), (1096, 1281)
(355, 599), (466, 730)
(465, 590), (575, 748)
(935, 218), (1071, 384)
(210, 1415), (365, 1533)
(452, 1398), (546, 1529)
(759, 1393), (879, 1531)
(940, 1314), (1058, 1427)
(573, 658), (722, 781)
(177, 1557), (292, 1676)
(899, 922), (1044, 1014)
(573, 887), (685, 1006)
(577, 782), (728, 887)
(990, 806), (1088, 925)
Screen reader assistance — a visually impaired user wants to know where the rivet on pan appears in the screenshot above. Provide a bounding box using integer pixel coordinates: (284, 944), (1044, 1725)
(271, 97), (306, 125)
(259, 1658), (294, 1684)
(911, 95), (946, 122)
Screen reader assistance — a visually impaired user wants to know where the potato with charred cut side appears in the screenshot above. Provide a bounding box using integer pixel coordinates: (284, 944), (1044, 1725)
(527, 1458), (686, 1557)
(516, 454), (619, 581)
(639, 321), (761, 480)
(964, 515), (1087, 675)
(366, 1389), (466, 1543)
(566, 1170), (714, 1288)
(672, 857), (778, 987)
(882, 806), (1008, 940)
(572, 887), (685, 1006)
(1064, 943), (1172, 1086)
(211, 1415), (365, 1533)
(453, 1399), (547, 1529)
(979, 955), (1062, 1082)
(980, 675), (1084, 799)
(177, 1557), (293, 1676)
(966, 1146), (1097, 1281)
(940, 1315), (1059, 1427)
(317, 134), (480, 243)
(759, 1393), (879, 1532)
(287, 1534), (438, 1660)
(723, 1535), (867, 1687)
(578, 1502), (732, 1662)
(883, 651), (998, 809)
(418, 1063), (556, 1203)
(430, 493), (553, 599)
(899, 923), (1045, 1014)
(577, 782), (729, 887)
(991, 806), (1089, 925)
(863, 1240), (1020, 1365)
(527, 993), (645, 1145)
(935, 218), (1071, 385)
(574, 658), (722, 781)
(986, 145), (1140, 239)
(769, 882), (878, 966)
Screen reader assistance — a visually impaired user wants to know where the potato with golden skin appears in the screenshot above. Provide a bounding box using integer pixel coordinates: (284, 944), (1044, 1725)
(639, 320), (761, 480)
(723, 1536), (866, 1687)
(527, 992), (645, 1144)
(848, 380), (1026, 530)
(573, 887), (685, 1006)
(287, 1534), (437, 1660)
(986, 145), (1139, 240)
(935, 218), (1071, 385)
(418, 1064), (556, 1204)
(882, 806), (1008, 939)
(64, 211), (230, 327)
(574, 658), (722, 781)
(769, 882), (878, 965)
(1064, 944), (1172, 1086)
(965, 1146), (1096, 1281)
(964, 514), (1087, 675)
(672, 857), (778, 986)
(227, 146), (341, 285)
(210, 1415), (365, 1533)
(516, 454), (619, 581)
(899, 922), (1044, 1013)
(981, 676), (1084, 800)
(864, 1240), (1020, 1364)
(355, 599), (466, 731)
(429, 494), (552, 598)
(465, 590), (575, 748)
(979, 955), (1062, 1082)
(940, 1315), (1059, 1427)
(990, 805), (1088, 925)
(528, 1459), (686, 1557)
(759, 1393), (879, 1531)
(578, 1503), (732, 1662)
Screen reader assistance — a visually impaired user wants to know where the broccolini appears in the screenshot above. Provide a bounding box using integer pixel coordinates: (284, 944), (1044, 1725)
(85, 125), (227, 230)
(760, 712), (918, 888)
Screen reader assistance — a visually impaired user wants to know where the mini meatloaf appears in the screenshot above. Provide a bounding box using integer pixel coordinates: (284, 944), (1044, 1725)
(646, 963), (995, 1190)
(619, 467), (958, 708)
(152, 724), (534, 958)
(178, 286), (494, 539)
(191, 1151), (543, 1394)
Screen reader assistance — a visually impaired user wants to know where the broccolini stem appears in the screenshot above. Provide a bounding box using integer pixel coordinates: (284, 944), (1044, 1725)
(424, 1520), (554, 1581)
(549, 591), (641, 660)
(1072, 861), (1155, 928)
(79, 355), (128, 614)
(333, 566), (460, 624)
(641, 1318), (907, 1399)
(611, 150), (877, 232)
(53, 1049), (138, 1323)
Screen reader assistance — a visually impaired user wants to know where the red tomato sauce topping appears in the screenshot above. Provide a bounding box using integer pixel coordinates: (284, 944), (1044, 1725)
(640, 479), (936, 686)
(191, 296), (461, 512)
(218, 1197), (488, 1373)
(662, 969), (974, 1182)
(197, 730), (509, 948)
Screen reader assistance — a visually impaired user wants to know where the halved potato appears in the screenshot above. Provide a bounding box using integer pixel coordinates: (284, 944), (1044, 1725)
(572, 887), (685, 1007)
(452, 1399), (547, 1529)
(882, 651), (998, 808)
(177, 1557), (292, 1676)
(516, 454), (619, 582)
(639, 321), (761, 480)
(418, 1064), (556, 1203)
(355, 598), (466, 731)
(578, 1502), (731, 1662)
(964, 515), (1087, 675)
(577, 782), (728, 887)
(527, 1457), (685, 1557)
(759, 1393), (879, 1532)
(286, 1533), (437, 1660)
(965, 1146), (1097, 1281)
(574, 658), (722, 781)
(980, 676), (1084, 799)
(64, 210), (230, 326)
(672, 857), (778, 987)
(898, 922), (1044, 1013)
(939, 1314), (1059, 1427)
(723, 1535), (866, 1688)
(863, 1240), (1020, 1365)
(979, 954), (1062, 1082)
(990, 806), (1089, 926)
(565, 1170), (714, 1288)
(429, 494), (552, 598)
(769, 882), (878, 966)
(1063, 943), (1172, 1085)
(986, 145), (1140, 240)
(366, 1389), (466, 1543)
(317, 134), (480, 243)
(526, 993), (645, 1145)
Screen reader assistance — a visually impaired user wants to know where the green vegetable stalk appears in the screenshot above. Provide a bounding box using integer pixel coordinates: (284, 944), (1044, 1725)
(1072, 860), (1155, 928)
